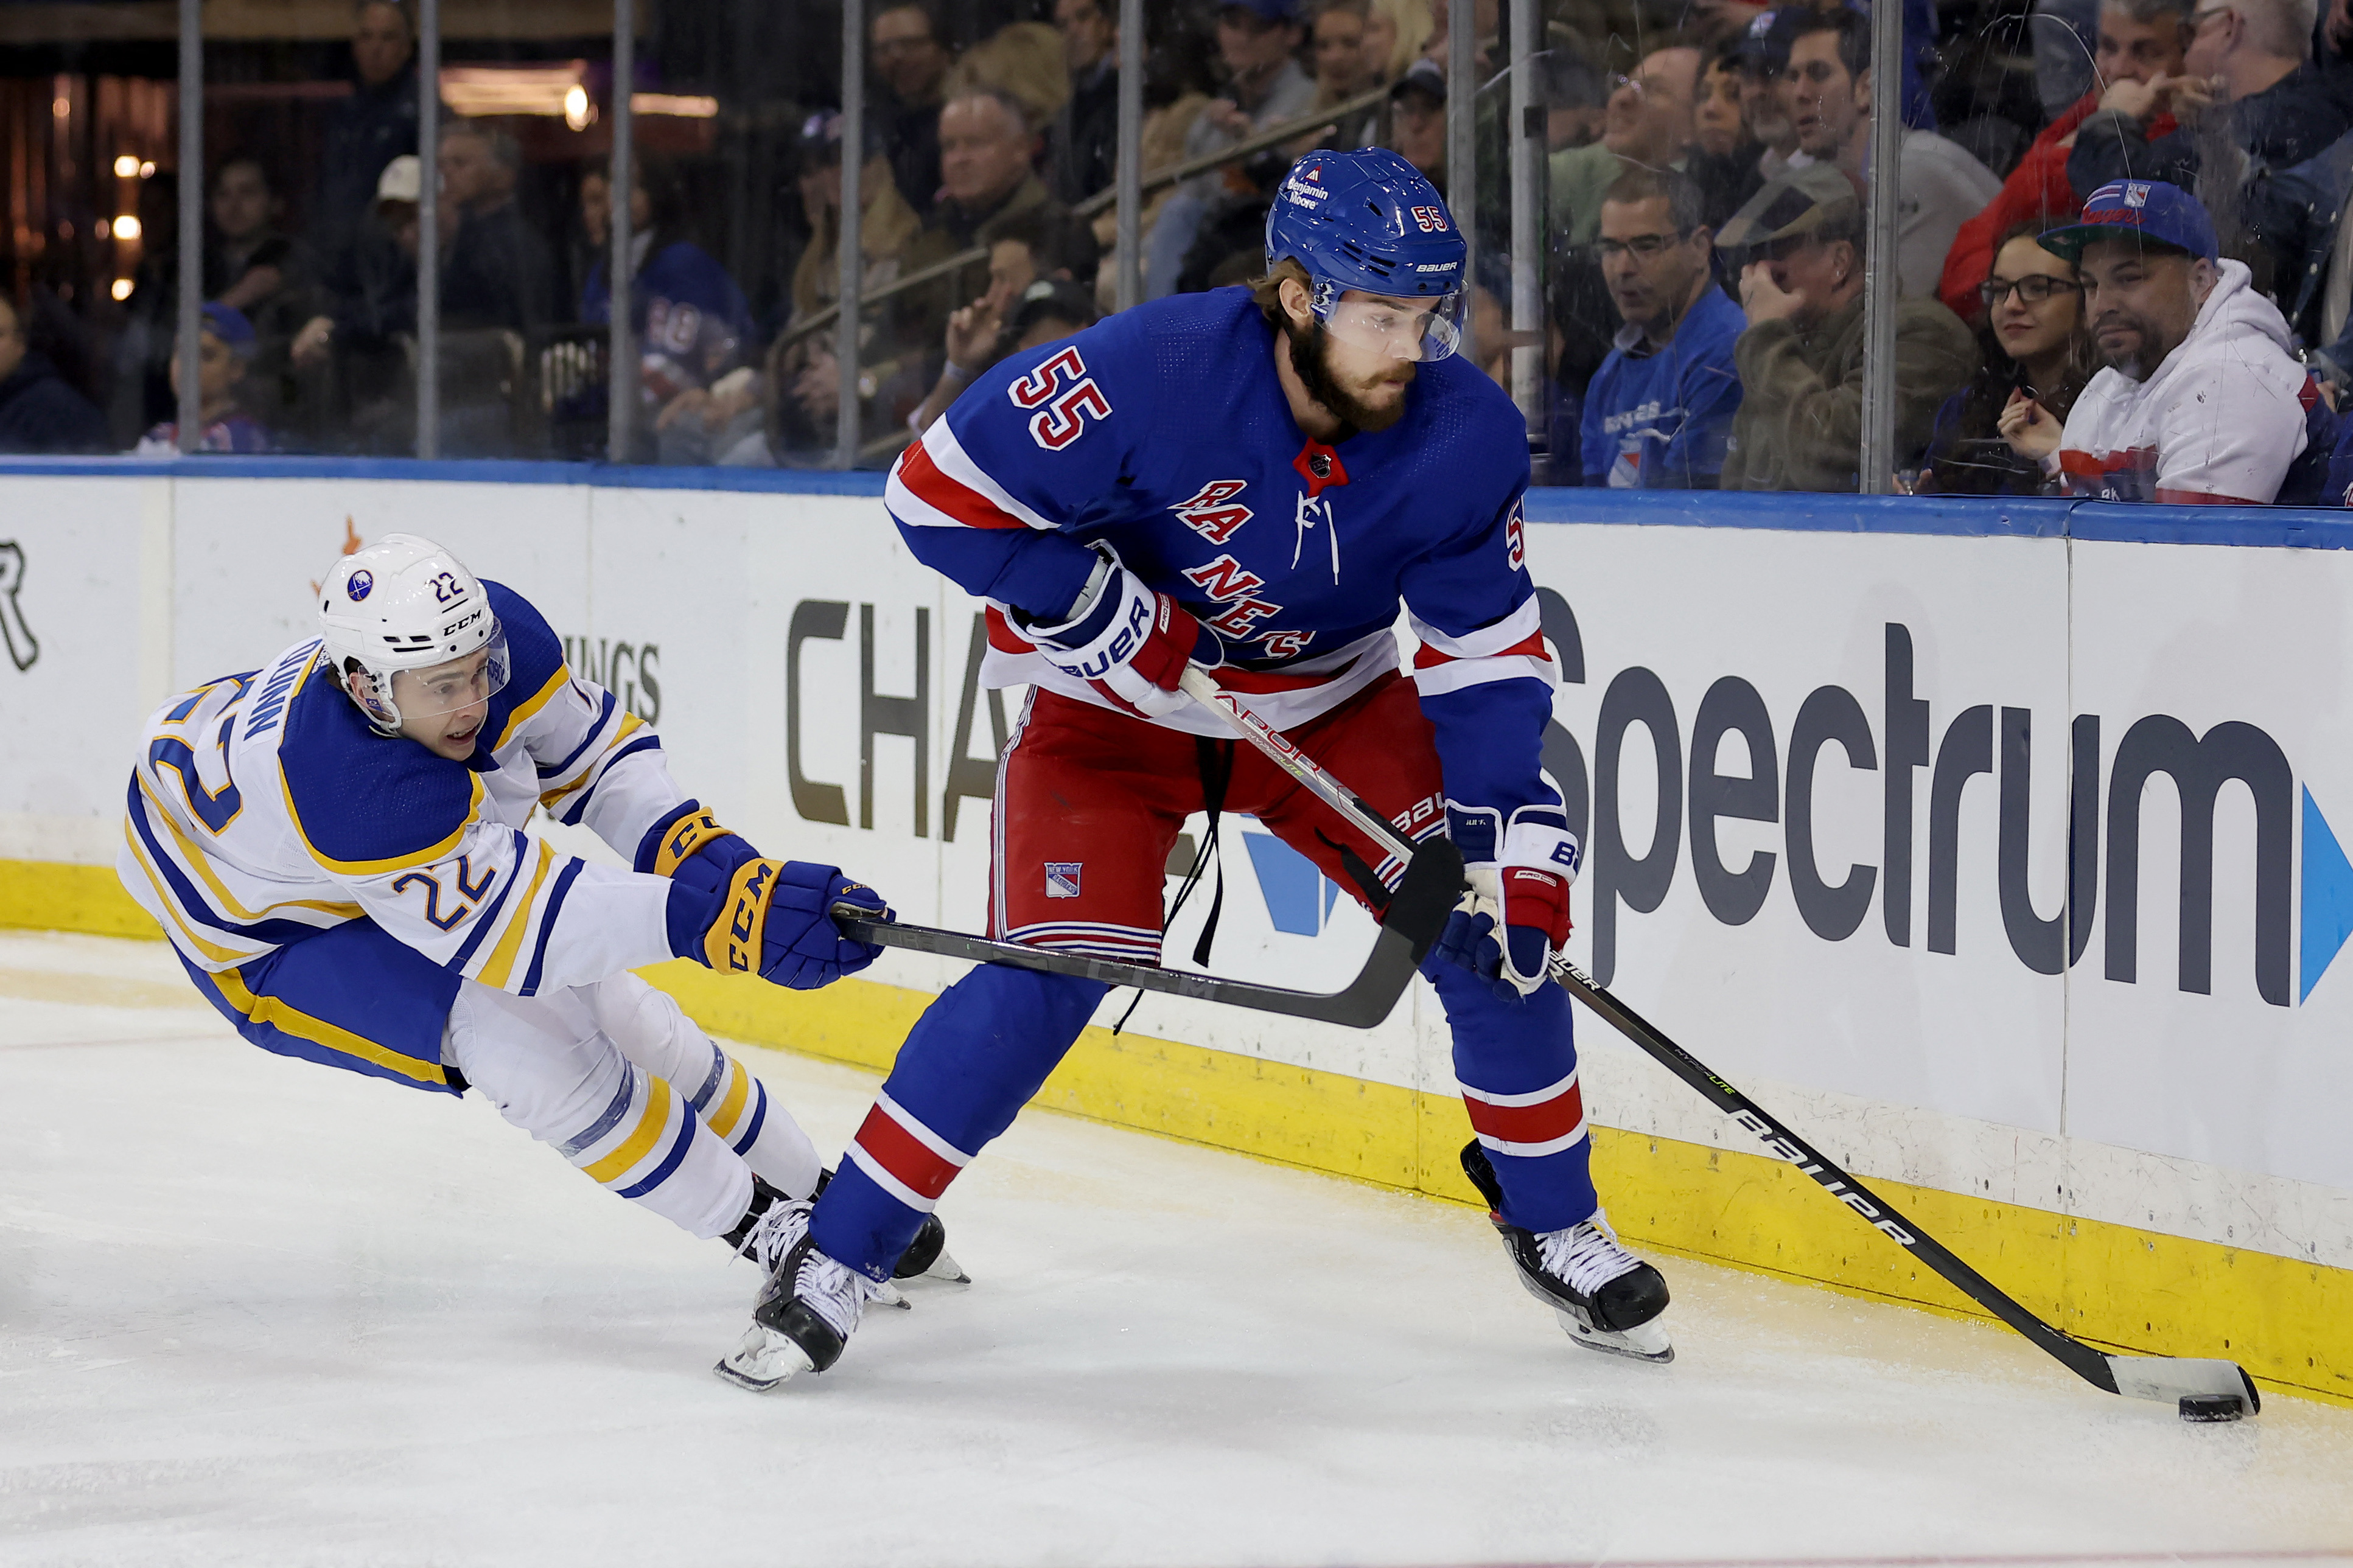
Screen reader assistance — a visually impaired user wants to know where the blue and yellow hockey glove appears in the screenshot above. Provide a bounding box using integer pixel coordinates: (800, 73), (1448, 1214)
(672, 858), (892, 991)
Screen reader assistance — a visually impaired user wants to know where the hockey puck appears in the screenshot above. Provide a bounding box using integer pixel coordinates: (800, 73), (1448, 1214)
(2178, 1393), (2246, 1423)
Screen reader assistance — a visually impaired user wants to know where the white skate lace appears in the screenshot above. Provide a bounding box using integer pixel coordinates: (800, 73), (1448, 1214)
(1537, 1212), (1643, 1297)
(738, 1197), (809, 1273)
(793, 1247), (883, 1341)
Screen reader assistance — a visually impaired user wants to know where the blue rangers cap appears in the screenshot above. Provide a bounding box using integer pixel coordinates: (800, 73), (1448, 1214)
(1264, 146), (1470, 359)
(2040, 179), (2219, 263)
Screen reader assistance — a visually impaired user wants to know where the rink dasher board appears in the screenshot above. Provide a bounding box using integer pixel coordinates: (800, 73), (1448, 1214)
(1, 470), (2349, 1291)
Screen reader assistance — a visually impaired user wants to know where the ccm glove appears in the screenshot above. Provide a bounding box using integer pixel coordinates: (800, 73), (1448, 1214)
(1432, 817), (1579, 1002)
(670, 859), (892, 991)
(636, 800), (764, 901)
(1021, 552), (1220, 719)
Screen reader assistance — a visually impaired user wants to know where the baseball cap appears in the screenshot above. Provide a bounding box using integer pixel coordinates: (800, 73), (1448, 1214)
(1735, 7), (1814, 72)
(798, 110), (885, 166)
(1714, 163), (1861, 254)
(1219, 0), (1300, 23)
(374, 153), (421, 206)
(1009, 278), (1100, 342)
(1390, 57), (1446, 104)
(199, 301), (257, 357)
(2038, 179), (2218, 263)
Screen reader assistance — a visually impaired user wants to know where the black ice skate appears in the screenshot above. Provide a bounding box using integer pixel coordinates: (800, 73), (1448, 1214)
(1461, 1140), (1674, 1364)
(715, 1199), (892, 1391)
(812, 1166), (969, 1286)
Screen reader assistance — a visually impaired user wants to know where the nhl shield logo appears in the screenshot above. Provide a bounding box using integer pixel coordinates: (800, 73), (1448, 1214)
(1045, 862), (1083, 899)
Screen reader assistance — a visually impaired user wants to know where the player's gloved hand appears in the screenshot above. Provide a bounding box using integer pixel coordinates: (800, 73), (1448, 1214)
(1019, 554), (1221, 719)
(674, 859), (893, 991)
(636, 800), (763, 901)
(1432, 814), (1579, 1002)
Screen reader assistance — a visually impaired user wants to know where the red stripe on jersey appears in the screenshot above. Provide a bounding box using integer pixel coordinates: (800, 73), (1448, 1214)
(851, 1103), (966, 1201)
(896, 438), (1032, 530)
(1215, 649), (1382, 694)
(1413, 629), (1550, 671)
(985, 604), (1036, 653)
(1463, 1079), (1587, 1146)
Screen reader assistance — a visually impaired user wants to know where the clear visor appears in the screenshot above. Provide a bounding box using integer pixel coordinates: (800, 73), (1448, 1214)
(1316, 290), (1469, 363)
(349, 626), (511, 728)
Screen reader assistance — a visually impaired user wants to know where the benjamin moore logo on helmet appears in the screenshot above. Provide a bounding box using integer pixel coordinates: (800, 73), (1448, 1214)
(348, 570), (374, 601)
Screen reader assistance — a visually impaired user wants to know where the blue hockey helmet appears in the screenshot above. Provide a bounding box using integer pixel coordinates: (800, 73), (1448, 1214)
(1264, 147), (1469, 361)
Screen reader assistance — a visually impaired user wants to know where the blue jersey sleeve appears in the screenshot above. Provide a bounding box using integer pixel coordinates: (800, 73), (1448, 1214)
(885, 315), (1153, 621)
(1401, 479), (1568, 863)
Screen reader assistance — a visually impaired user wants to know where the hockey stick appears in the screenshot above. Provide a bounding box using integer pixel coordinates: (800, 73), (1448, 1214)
(1176, 667), (2261, 1416)
(827, 831), (1460, 1030)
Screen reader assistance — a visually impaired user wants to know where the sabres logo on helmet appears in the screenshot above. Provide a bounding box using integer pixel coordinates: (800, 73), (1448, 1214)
(348, 570), (374, 601)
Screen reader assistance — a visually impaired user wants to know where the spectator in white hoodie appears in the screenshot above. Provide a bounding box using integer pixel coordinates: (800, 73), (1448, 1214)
(2002, 179), (2318, 502)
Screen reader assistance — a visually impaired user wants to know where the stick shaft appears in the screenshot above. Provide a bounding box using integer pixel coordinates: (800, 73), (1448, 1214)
(1177, 669), (2125, 1395)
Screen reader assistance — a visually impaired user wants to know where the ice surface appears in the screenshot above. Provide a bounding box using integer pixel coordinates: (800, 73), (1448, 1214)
(3, 932), (2351, 1568)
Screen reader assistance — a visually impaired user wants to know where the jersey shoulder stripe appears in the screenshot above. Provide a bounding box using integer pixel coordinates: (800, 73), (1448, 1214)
(278, 666), (483, 875)
(484, 580), (568, 750)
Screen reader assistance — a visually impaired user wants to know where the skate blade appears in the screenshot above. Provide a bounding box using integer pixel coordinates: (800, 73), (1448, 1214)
(1556, 1308), (1675, 1364)
(713, 1323), (818, 1392)
(873, 1279), (912, 1311)
(918, 1244), (970, 1284)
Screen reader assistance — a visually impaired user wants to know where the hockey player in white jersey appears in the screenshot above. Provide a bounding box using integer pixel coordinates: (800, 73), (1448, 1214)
(119, 533), (957, 1371)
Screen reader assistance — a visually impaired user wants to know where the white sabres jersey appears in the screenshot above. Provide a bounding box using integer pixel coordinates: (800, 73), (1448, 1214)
(119, 582), (688, 997)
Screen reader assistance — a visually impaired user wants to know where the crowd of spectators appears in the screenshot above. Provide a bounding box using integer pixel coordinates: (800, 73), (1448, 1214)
(9, 0), (2353, 507)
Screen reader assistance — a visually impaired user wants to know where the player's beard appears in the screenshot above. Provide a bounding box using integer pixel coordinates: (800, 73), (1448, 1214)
(1284, 314), (1416, 435)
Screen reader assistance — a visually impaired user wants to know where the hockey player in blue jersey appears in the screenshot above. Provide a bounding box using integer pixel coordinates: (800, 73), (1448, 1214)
(721, 146), (1673, 1390)
(121, 532), (957, 1373)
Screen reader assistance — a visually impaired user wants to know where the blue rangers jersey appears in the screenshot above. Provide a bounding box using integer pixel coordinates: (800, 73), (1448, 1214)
(885, 286), (1561, 831)
(119, 582), (697, 998)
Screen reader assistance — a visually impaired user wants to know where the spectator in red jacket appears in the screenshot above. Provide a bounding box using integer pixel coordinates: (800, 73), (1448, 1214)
(1939, 0), (2191, 321)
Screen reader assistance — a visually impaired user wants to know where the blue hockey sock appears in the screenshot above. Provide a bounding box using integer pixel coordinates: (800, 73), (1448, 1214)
(811, 964), (1108, 1279)
(1426, 959), (1599, 1233)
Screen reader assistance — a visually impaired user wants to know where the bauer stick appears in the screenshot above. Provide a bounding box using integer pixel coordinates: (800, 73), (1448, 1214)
(829, 832), (1460, 1029)
(1175, 666), (2262, 1418)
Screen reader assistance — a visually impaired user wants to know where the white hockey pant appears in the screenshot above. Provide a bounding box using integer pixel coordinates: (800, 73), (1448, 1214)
(441, 977), (817, 1240)
(587, 971), (821, 1198)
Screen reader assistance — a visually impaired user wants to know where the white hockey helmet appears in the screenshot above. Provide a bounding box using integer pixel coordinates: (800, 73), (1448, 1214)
(317, 533), (509, 733)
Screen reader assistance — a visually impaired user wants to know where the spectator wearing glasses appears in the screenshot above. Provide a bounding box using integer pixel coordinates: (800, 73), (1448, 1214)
(1549, 44), (1704, 249)
(2004, 181), (2323, 503)
(2066, 0), (2350, 253)
(1940, 0), (2190, 322)
(1715, 164), (1978, 491)
(1920, 226), (2094, 494)
(1580, 168), (1746, 488)
(1777, 9), (2001, 299)
(873, 2), (957, 217)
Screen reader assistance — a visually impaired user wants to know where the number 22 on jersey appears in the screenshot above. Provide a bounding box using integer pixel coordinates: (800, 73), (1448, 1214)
(1008, 347), (1111, 451)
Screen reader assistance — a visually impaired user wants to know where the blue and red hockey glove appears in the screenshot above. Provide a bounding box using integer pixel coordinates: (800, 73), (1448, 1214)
(1433, 811), (1580, 1002)
(1019, 552), (1222, 719)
